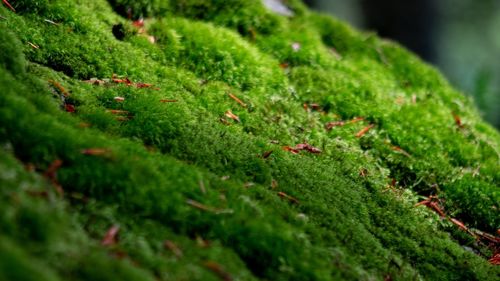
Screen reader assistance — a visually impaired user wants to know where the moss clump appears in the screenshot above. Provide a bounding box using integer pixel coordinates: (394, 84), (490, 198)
(1, 1), (499, 280)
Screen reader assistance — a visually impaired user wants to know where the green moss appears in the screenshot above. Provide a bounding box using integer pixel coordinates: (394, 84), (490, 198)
(1, 0), (499, 280)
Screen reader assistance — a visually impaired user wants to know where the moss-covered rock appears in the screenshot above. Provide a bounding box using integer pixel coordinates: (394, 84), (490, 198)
(0, 1), (499, 280)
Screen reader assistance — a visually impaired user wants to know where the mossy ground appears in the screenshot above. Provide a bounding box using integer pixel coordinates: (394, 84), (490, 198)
(0, 0), (499, 280)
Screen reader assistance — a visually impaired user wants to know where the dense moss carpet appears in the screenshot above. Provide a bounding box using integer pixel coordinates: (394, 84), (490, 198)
(0, 0), (499, 280)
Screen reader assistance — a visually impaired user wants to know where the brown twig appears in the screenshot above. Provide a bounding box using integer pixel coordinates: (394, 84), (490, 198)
(355, 124), (374, 138)
(228, 93), (247, 107)
(224, 110), (240, 123)
(2, 0), (15, 12)
(277, 191), (299, 204)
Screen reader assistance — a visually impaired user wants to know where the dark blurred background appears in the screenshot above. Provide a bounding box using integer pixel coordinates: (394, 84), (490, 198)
(304, 0), (500, 129)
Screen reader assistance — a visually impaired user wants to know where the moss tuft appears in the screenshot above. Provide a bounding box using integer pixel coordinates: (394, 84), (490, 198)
(0, 0), (499, 280)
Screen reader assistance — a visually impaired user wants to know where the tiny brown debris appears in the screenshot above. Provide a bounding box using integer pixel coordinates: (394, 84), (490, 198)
(282, 146), (300, 154)
(348, 117), (365, 124)
(325, 121), (345, 130)
(219, 118), (231, 125)
(244, 182), (255, 188)
(277, 191), (299, 204)
(224, 110), (240, 123)
(472, 229), (500, 244)
(81, 148), (110, 156)
(228, 93), (247, 108)
(391, 146), (411, 157)
(78, 122), (91, 128)
(2, 0), (15, 12)
(26, 190), (49, 198)
(83, 78), (107, 85)
(27, 42), (39, 49)
(186, 199), (216, 213)
(310, 103), (321, 111)
(112, 74), (132, 85)
(449, 218), (469, 232)
(196, 236), (211, 248)
(44, 19), (59, 25)
(164, 240), (183, 258)
(295, 143), (322, 154)
(135, 82), (153, 88)
(355, 124), (374, 138)
(489, 251), (500, 265)
(114, 96), (125, 102)
(101, 225), (120, 246)
(43, 159), (64, 196)
(271, 179), (278, 189)
(160, 99), (178, 103)
(65, 104), (76, 113)
(262, 150), (273, 159)
(48, 80), (69, 97)
(414, 196), (446, 218)
(394, 96), (405, 105)
(359, 168), (368, 177)
(115, 116), (130, 122)
(106, 109), (132, 121)
(24, 163), (36, 172)
(106, 109), (129, 115)
(279, 62), (289, 69)
(132, 18), (144, 28)
(453, 113), (464, 128)
(203, 261), (233, 281)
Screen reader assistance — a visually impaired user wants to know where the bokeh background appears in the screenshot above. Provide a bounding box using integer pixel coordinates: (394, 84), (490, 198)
(304, 0), (500, 129)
